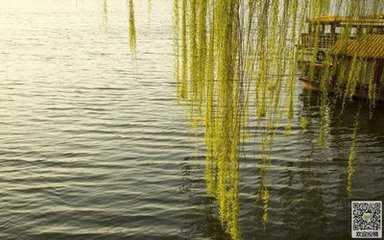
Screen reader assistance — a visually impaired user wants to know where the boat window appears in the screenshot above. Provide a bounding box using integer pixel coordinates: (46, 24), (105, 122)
(319, 24), (325, 34)
(350, 27), (357, 37)
(335, 27), (343, 33)
(304, 23), (310, 34)
(370, 27), (381, 34)
(361, 27), (369, 35)
(324, 25), (331, 34)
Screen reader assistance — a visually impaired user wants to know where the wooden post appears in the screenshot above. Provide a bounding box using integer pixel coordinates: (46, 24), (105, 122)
(331, 25), (336, 38)
(374, 59), (383, 85)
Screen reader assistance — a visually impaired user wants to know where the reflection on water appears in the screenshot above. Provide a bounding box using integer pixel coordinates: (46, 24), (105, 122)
(147, 0), (152, 22)
(102, 0), (108, 33)
(180, 88), (384, 239)
(179, 157), (230, 239)
(347, 114), (358, 198)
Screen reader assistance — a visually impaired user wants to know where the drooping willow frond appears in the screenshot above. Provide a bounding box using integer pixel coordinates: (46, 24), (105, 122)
(173, 0), (384, 238)
(128, 0), (137, 54)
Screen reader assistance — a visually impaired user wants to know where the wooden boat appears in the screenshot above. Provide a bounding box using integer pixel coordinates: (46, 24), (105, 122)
(297, 15), (384, 102)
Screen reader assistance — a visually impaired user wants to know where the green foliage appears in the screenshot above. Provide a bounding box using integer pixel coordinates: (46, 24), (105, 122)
(128, 0), (136, 54)
(173, 0), (384, 238)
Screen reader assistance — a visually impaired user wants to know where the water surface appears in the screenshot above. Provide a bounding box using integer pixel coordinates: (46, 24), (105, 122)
(0, 1), (383, 239)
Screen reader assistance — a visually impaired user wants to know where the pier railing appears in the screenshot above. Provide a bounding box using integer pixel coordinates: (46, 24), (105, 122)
(300, 33), (337, 49)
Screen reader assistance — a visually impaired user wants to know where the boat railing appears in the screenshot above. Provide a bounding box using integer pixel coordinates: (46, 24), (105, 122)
(300, 33), (337, 49)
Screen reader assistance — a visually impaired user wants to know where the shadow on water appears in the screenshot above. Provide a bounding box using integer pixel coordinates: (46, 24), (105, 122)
(179, 157), (231, 240)
(102, 0), (108, 34)
(179, 88), (384, 239)
(300, 88), (384, 137)
(248, 89), (384, 239)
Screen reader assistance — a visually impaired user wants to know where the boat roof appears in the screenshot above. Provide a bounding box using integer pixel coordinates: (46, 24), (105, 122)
(307, 15), (384, 27)
(331, 34), (384, 59)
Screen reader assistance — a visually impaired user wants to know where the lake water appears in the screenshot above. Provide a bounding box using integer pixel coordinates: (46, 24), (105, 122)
(0, 1), (383, 239)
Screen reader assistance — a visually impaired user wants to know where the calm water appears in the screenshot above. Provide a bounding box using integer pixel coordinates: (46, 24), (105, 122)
(0, 1), (383, 239)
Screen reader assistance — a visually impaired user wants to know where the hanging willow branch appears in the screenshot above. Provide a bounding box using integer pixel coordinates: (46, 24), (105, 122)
(128, 0), (137, 54)
(173, 0), (384, 238)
